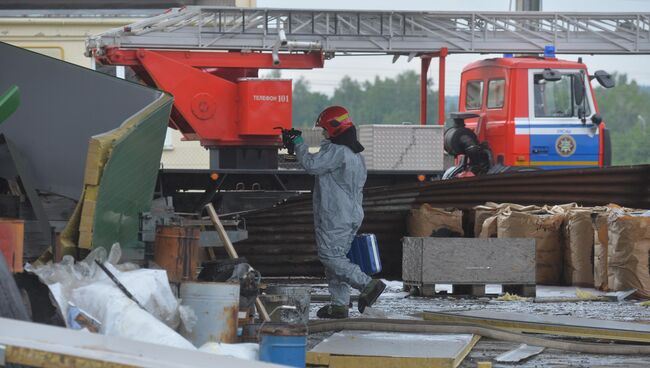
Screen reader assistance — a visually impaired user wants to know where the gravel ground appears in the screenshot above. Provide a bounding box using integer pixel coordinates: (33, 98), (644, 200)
(295, 280), (650, 367)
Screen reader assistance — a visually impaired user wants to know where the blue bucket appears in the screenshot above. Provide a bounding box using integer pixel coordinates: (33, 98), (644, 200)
(259, 333), (306, 367)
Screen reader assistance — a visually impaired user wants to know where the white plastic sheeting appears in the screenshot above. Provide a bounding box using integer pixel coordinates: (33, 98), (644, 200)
(26, 244), (195, 350)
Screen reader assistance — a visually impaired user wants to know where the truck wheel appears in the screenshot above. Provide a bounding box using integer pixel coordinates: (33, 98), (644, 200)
(0, 252), (30, 321)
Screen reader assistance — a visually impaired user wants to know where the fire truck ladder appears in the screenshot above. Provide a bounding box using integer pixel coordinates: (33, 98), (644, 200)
(88, 6), (650, 55)
(87, 7), (650, 126)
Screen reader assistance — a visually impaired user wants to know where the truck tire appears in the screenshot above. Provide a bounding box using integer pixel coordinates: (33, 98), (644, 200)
(0, 252), (30, 321)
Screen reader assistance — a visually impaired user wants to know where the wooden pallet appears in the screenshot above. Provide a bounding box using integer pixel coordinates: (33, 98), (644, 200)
(404, 281), (536, 298)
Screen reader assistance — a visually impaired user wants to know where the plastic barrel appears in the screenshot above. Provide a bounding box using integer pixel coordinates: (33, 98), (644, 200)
(0, 218), (23, 273)
(179, 281), (240, 346)
(259, 333), (306, 367)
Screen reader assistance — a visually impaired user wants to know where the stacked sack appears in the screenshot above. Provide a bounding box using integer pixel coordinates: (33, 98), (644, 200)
(474, 202), (650, 298)
(406, 203), (464, 238)
(477, 204), (566, 285)
(603, 208), (650, 299)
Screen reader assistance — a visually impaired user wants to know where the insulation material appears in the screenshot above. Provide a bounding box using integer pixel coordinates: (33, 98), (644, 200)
(406, 204), (463, 237)
(61, 94), (173, 260)
(563, 209), (595, 287)
(476, 203), (541, 238)
(607, 211), (650, 299)
(497, 210), (564, 285)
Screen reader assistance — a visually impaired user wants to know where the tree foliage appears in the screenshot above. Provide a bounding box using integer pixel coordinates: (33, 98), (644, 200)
(594, 74), (650, 165)
(292, 70), (442, 128)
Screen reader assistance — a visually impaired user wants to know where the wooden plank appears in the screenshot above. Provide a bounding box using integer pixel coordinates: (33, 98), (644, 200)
(402, 237), (535, 284)
(422, 310), (650, 343)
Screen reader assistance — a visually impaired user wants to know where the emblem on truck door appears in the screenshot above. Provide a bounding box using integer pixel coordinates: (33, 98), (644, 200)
(556, 135), (577, 157)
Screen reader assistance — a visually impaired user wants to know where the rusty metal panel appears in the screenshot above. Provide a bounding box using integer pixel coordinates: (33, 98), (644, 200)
(225, 165), (650, 278)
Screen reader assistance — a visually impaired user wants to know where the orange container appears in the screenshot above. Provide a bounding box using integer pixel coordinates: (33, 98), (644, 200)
(154, 226), (200, 283)
(0, 218), (24, 273)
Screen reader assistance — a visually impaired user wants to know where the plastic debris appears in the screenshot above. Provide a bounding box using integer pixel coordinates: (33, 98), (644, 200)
(67, 302), (100, 333)
(496, 344), (544, 362)
(26, 243), (195, 350)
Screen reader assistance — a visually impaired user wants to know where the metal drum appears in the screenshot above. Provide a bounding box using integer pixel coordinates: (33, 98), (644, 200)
(179, 281), (240, 346)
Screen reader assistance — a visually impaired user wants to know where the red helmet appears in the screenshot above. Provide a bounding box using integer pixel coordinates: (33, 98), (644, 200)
(315, 106), (353, 137)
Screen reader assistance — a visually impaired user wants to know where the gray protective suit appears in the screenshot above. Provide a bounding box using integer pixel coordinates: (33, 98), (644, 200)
(295, 139), (371, 306)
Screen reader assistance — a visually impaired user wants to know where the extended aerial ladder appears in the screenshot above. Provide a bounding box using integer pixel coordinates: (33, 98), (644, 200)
(88, 6), (650, 131)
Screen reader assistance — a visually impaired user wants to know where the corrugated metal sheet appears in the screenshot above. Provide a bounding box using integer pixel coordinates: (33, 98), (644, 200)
(222, 165), (650, 279)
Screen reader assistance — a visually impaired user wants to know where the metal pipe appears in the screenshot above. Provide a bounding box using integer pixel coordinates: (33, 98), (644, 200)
(438, 47), (448, 125)
(420, 56), (432, 125)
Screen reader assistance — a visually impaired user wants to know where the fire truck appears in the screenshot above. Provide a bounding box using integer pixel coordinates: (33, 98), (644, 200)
(86, 7), (636, 187)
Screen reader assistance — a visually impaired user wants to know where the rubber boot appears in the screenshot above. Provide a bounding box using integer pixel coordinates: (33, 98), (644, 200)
(358, 279), (386, 313)
(316, 304), (349, 319)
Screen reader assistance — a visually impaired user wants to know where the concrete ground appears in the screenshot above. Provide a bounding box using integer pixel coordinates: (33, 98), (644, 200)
(304, 281), (650, 367)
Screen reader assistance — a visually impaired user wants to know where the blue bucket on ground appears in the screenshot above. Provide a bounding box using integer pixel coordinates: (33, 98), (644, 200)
(259, 325), (306, 367)
(347, 233), (382, 275)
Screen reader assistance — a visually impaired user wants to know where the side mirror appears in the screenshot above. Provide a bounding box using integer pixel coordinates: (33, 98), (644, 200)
(591, 113), (603, 125)
(593, 70), (615, 88)
(574, 72), (585, 106)
(542, 68), (562, 82)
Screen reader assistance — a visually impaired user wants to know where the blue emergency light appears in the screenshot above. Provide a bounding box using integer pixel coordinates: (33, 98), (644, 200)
(544, 45), (556, 58)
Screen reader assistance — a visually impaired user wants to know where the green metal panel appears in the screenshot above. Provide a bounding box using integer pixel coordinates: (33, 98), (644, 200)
(90, 95), (173, 260)
(0, 85), (19, 125)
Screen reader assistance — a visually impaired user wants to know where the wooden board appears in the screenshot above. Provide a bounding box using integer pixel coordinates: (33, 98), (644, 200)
(0, 317), (276, 368)
(307, 331), (480, 368)
(422, 310), (650, 343)
(402, 237), (535, 284)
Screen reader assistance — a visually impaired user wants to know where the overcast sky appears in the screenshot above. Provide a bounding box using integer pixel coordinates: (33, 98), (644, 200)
(257, 0), (650, 96)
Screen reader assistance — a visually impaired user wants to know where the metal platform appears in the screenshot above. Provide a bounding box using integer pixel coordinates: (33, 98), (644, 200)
(88, 6), (650, 55)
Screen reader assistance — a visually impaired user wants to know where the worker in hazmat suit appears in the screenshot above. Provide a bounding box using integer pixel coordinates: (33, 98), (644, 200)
(289, 106), (386, 319)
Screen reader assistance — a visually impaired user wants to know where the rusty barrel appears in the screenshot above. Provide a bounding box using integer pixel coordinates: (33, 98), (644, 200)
(154, 225), (200, 283)
(0, 218), (24, 273)
(179, 281), (240, 346)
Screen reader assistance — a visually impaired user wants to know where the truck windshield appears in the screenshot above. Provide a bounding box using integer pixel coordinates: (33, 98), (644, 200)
(533, 73), (590, 118)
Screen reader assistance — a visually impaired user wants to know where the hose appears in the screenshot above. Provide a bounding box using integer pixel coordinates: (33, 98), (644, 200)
(308, 318), (650, 355)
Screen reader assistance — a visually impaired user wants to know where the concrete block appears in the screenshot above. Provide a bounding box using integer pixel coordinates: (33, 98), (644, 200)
(402, 237), (535, 284)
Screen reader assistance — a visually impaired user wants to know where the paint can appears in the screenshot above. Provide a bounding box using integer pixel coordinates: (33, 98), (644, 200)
(259, 324), (307, 367)
(179, 281), (240, 346)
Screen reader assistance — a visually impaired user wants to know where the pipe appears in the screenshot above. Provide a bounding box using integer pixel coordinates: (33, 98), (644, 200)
(420, 56), (432, 125)
(438, 47), (448, 125)
(308, 318), (650, 355)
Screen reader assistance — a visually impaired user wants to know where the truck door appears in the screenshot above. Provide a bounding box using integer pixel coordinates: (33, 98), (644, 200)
(527, 69), (600, 169)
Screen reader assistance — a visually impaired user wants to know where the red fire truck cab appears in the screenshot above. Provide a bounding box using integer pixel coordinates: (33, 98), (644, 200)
(444, 56), (615, 178)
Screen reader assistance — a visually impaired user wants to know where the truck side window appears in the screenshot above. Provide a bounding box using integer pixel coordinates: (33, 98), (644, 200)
(465, 80), (483, 110)
(533, 74), (591, 118)
(487, 79), (505, 109)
